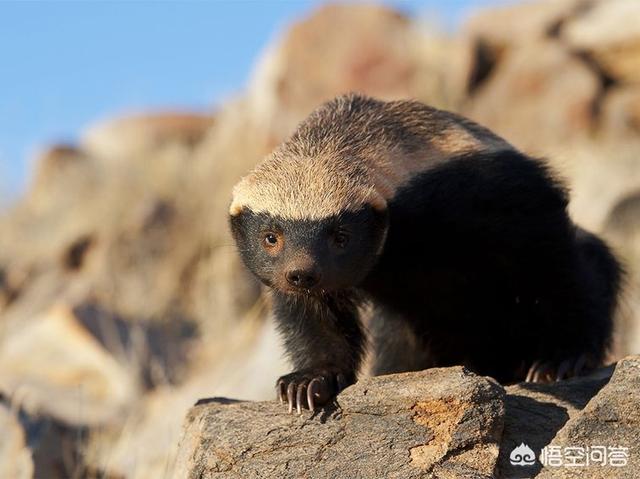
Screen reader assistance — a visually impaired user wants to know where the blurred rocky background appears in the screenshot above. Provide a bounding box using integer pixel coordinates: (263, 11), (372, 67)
(0, 0), (639, 477)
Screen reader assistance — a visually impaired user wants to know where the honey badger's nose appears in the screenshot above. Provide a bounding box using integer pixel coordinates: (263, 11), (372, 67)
(286, 269), (319, 288)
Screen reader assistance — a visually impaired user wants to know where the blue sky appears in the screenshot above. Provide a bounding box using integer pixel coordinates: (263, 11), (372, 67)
(0, 0), (511, 200)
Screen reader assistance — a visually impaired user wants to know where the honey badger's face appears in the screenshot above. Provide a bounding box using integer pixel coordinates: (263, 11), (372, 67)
(230, 206), (388, 294)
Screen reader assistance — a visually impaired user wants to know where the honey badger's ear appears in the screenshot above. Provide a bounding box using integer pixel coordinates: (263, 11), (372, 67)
(229, 201), (243, 216)
(229, 176), (252, 216)
(364, 188), (388, 214)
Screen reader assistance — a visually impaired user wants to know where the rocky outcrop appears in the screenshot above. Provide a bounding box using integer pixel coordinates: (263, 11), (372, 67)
(174, 367), (505, 479)
(249, 4), (465, 141)
(1, 1), (640, 477)
(82, 112), (215, 160)
(174, 357), (639, 478)
(0, 304), (137, 426)
(464, 40), (599, 152)
(537, 358), (640, 478)
(561, 0), (640, 85)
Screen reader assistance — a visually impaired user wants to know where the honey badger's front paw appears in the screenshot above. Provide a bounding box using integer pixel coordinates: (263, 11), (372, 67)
(525, 354), (599, 383)
(276, 368), (351, 414)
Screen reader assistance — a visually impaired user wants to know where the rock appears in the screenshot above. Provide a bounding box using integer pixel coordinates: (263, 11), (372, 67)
(82, 112), (214, 160)
(83, 318), (288, 479)
(603, 193), (640, 359)
(174, 358), (640, 478)
(0, 304), (137, 426)
(497, 365), (613, 477)
(601, 86), (640, 138)
(23, 143), (100, 218)
(0, 403), (33, 479)
(249, 4), (463, 140)
(173, 367), (505, 479)
(562, 0), (640, 84)
(464, 0), (585, 49)
(537, 356), (640, 478)
(464, 40), (599, 151)
(604, 189), (640, 264)
(462, 0), (587, 95)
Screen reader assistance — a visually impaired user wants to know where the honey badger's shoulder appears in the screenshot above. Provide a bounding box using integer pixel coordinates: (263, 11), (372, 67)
(286, 93), (509, 159)
(229, 94), (513, 220)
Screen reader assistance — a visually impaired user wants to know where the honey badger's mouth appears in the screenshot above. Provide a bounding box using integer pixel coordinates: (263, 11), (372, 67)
(280, 291), (364, 328)
(280, 283), (331, 298)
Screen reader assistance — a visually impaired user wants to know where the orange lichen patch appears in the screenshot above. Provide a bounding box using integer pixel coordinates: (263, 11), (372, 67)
(448, 443), (500, 473)
(409, 398), (468, 469)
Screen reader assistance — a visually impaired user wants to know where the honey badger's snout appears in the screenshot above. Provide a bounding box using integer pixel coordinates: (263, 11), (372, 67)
(285, 268), (319, 288)
(284, 256), (321, 289)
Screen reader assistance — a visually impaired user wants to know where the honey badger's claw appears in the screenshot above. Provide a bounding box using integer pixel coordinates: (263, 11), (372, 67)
(525, 360), (541, 382)
(307, 378), (320, 412)
(296, 381), (308, 415)
(555, 359), (572, 381)
(276, 369), (350, 414)
(526, 354), (597, 384)
(287, 383), (295, 414)
(276, 380), (286, 403)
(534, 361), (553, 382)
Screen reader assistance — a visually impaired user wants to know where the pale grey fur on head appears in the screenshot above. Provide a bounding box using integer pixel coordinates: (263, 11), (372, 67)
(230, 94), (512, 220)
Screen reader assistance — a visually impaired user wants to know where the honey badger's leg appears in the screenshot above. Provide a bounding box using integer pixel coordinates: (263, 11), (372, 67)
(369, 307), (432, 376)
(525, 227), (622, 383)
(272, 291), (365, 414)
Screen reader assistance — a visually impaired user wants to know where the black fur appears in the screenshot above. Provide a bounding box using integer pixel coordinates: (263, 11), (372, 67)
(364, 150), (621, 383)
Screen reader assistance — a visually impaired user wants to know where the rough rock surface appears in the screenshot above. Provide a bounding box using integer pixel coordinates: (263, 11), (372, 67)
(537, 357), (640, 478)
(249, 3), (464, 141)
(497, 366), (614, 477)
(175, 357), (640, 478)
(601, 87), (640, 138)
(82, 112), (215, 160)
(0, 305), (137, 426)
(173, 367), (505, 479)
(561, 0), (640, 85)
(464, 40), (599, 152)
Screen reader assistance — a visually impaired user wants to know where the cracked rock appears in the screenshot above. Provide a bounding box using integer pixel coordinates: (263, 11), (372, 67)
(173, 367), (505, 479)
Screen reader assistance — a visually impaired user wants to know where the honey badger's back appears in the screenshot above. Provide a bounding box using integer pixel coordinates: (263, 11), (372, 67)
(230, 94), (511, 220)
(364, 144), (620, 383)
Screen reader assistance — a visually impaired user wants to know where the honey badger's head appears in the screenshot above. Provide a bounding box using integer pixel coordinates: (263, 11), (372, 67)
(229, 151), (389, 294)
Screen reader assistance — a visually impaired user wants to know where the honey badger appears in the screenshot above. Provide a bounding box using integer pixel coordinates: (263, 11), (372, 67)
(229, 94), (621, 414)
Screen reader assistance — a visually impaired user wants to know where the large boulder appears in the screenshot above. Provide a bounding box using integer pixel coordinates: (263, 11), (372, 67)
(81, 112), (215, 161)
(497, 366), (613, 477)
(562, 0), (640, 85)
(174, 357), (640, 478)
(0, 304), (137, 426)
(173, 367), (505, 478)
(248, 4), (464, 140)
(537, 357), (640, 478)
(464, 0), (585, 50)
(600, 86), (640, 139)
(603, 191), (640, 363)
(463, 40), (599, 151)
(461, 0), (588, 99)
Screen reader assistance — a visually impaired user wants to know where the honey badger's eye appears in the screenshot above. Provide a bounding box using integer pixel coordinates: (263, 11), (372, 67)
(263, 233), (278, 247)
(332, 230), (350, 248)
